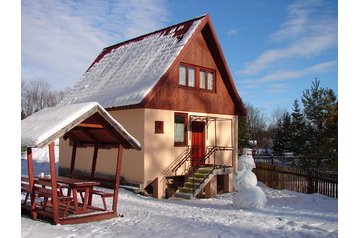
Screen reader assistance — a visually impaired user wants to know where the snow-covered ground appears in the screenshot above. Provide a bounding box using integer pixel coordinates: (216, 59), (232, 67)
(21, 146), (338, 238)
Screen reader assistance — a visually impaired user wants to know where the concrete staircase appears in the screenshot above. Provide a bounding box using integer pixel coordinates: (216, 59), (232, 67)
(174, 166), (215, 199)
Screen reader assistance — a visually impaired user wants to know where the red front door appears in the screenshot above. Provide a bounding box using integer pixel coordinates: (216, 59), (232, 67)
(191, 121), (205, 167)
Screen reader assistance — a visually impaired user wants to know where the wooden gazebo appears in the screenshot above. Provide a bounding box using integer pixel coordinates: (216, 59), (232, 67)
(21, 102), (141, 224)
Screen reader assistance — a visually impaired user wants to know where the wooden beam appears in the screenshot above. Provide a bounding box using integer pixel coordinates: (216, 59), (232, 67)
(89, 144), (99, 206)
(90, 144), (99, 178)
(79, 129), (98, 142)
(70, 142), (77, 177)
(77, 123), (104, 129)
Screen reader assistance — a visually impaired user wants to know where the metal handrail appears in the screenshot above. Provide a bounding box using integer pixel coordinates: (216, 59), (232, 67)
(189, 147), (217, 196)
(190, 146), (233, 196)
(171, 147), (198, 175)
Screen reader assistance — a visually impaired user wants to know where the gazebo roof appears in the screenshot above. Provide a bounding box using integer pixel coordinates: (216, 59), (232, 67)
(21, 102), (141, 150)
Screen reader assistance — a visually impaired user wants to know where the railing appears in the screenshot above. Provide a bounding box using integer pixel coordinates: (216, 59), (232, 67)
(171, 147), (198, 175)
(162, 147), (197, 178)
(190, 146), (233, 196)
(253, 162), (338, 198)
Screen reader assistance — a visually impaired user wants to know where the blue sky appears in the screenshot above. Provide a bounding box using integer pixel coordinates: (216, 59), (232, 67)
(21, 0), (338, 118)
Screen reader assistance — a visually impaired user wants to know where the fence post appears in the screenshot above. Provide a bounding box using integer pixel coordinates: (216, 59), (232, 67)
(307, 170), (314, 194)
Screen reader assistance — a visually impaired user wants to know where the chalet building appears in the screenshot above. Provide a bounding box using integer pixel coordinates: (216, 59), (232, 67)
(59, 14), (246, 199)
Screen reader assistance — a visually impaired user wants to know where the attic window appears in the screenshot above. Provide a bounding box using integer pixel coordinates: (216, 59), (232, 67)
(179, 63), (215, 91)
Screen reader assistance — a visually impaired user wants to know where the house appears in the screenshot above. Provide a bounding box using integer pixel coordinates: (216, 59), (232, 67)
(59, 14), (246, 199)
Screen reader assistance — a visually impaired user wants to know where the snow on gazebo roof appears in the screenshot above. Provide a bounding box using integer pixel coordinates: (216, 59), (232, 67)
(59, 15), (206, 108)
(21, 102), (141, 150)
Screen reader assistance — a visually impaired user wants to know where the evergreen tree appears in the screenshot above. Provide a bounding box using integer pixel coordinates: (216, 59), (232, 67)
(238, 115), (249, 151)
(301, 78), (337, 171)
(273, 112), (292, 155)
(290, 99), (307, 156)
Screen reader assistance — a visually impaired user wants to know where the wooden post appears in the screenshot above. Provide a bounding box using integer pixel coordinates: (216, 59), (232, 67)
(153, 176), (164, 199)
(223, 173), (233, 193)
(112, 145), (123, 213)
(90, 144), (99, 178)
(89, 144), (99, 205)
(27, 147), (37, 219)
(70, 141), (77, 177)
(49, 142), (60, 224)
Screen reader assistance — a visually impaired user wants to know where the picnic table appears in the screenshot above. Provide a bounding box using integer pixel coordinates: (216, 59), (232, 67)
(36, 176), (100, 214)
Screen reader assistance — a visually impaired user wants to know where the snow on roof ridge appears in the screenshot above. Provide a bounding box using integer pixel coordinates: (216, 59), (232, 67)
(60, 15), (206, 108)
(99, 14), (207, 54)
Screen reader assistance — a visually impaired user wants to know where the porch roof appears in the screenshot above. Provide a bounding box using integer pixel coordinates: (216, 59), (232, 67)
(21, 102), (141, 150)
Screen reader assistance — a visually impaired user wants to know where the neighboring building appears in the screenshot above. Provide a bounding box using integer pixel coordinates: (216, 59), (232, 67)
(59, 14), (246, 199)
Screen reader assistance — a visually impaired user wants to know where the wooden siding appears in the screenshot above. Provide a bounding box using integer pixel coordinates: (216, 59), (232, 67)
(144, 30), (238, 115)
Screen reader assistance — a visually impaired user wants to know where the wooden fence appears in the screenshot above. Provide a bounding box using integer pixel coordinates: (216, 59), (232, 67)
(253, 162), (338, 198)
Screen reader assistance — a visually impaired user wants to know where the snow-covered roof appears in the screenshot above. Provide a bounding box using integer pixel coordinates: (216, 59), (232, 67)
(21, 102), (141, 150)
(60, 15), (206, 108)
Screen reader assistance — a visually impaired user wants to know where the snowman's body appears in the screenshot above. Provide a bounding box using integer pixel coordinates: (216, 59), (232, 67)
(233, 148), (267, 209)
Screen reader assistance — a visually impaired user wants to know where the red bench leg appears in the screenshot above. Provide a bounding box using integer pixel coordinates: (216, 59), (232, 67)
(101, 197), (107, 211)
(23, 192), (30, 205)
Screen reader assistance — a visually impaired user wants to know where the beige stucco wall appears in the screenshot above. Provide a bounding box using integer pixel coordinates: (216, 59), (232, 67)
(59, 108), (238, 195)
(143, 109), (238, 195)
(59, 108), (145, 184)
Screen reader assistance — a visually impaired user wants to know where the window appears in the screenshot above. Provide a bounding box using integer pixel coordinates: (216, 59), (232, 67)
(199, 70), (206, 89)
(207, 72), (214, 90)
(174, 113), (187, 146)
(155, 121), (164, 134)
(178, 63), (215, 91)
(188, 67), (195, 87)
(179, 65), (186, 86)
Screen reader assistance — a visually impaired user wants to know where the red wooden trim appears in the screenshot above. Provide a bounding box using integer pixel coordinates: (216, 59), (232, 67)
(105, 103), (143, 111)
(113, 145), (123, 213)
(58, 212), (116, 224)
(49, 142), (60, 224)
(70, 142), (77, 177)
(77, 123), (105, 129)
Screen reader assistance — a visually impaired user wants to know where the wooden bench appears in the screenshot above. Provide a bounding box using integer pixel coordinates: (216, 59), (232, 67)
(21, 176), (31, 205)
(78, 188), (114, 211)
(32, 179), (73, 217)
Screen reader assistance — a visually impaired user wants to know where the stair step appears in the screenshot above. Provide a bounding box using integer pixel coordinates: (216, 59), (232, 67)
(197, 167), (214, 173)
(174, 192), (193, 199)
(194, 173), (207, 178)
(188, 177), (203, 183)
(184, 182), (201, 188)
(178, 187), (193, 193)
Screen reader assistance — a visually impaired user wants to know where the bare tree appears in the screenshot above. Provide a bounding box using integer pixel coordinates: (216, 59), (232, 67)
(245, 104), (268, 148)
(21, 79), (69, 119)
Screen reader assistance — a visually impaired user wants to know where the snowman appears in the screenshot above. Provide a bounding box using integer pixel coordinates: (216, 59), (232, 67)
(233, 148), (267, 209)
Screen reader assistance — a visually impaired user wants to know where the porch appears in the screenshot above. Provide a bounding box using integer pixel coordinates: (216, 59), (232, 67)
(21, 102), (141, 224)
(162, 114), (237, 199)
